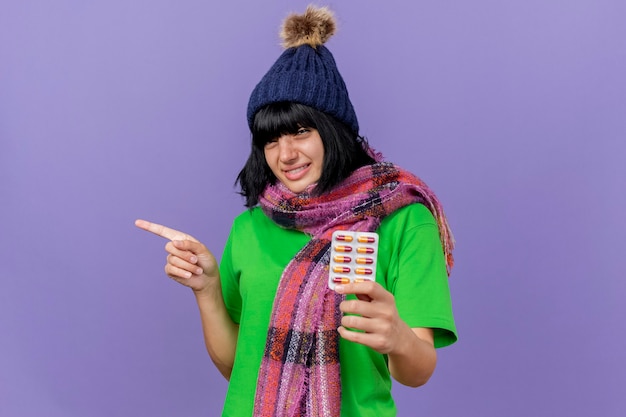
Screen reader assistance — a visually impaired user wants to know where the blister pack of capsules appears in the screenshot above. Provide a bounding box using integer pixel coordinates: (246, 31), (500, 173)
(328, 231), (379, 290)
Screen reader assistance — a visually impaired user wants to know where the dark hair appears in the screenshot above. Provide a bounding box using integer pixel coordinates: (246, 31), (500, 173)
(236, 102), (375, 207)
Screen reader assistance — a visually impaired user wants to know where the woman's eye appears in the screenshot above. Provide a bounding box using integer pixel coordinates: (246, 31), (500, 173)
(264, 138), (279, 148)
(296, 128), (309, 135)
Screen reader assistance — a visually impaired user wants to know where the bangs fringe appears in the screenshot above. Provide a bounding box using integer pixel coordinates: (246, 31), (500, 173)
(252, 102), (318, 147)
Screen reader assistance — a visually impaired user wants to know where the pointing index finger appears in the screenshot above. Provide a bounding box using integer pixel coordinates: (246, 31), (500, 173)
(134, 219), (197, 242)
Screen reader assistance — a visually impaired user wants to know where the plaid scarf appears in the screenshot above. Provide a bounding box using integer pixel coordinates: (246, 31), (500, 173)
(253, 162), (454, 417)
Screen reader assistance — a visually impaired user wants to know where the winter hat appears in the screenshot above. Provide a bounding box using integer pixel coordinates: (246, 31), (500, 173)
(247, 5), (359, 134)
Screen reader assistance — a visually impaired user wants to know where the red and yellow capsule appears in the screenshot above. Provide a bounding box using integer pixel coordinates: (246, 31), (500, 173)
(356, 257), (374, 264)
(356, 247), (375, 254)
(333, 266), (351, 273)
(357, 235), (376, 243)
(355, 267), (373, 275)
(333, 255), (352, 263)
(334, 245), (353, 253)
(335, 234), (354, 242)
(333, 277), (350, 284)
(354, 278), (368, 283)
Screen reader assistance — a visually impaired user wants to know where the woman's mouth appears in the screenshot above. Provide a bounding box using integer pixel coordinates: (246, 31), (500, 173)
(284, 164), (310, 180)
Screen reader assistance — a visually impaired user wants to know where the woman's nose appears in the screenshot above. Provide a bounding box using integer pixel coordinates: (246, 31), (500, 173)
(278, 136), (298, 161)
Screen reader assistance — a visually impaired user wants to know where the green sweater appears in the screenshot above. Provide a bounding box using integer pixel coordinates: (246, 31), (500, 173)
(219, 203), (457, 416)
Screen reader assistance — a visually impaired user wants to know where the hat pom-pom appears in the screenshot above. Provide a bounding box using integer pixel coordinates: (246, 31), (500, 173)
(280, 5), (336, 49)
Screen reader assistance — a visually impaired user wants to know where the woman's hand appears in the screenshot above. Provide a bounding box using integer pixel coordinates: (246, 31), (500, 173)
(135, 219), (239, 379)
(134, 219), (219, 294)
(334, 281), (410, 353)
(334, 281), (437, 387)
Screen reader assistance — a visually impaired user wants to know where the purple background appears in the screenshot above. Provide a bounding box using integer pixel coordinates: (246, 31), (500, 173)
(2, 1), (625, 416)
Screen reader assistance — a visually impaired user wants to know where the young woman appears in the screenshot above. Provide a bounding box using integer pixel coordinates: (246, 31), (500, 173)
(136, 6), (456, 417)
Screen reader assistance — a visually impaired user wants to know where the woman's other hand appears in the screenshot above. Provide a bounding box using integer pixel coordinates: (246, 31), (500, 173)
(134, 219), (219, 294)
(334, 281), (437, 387)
